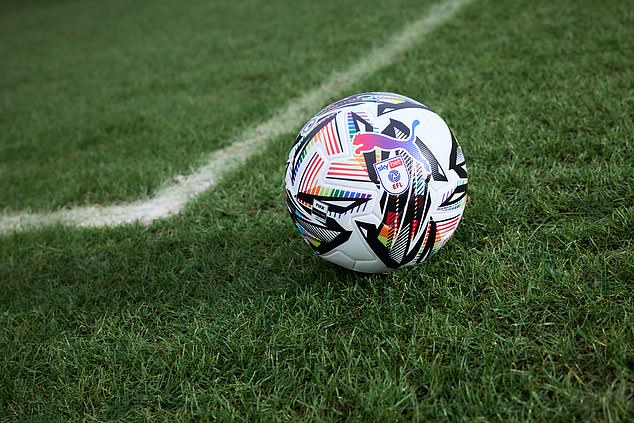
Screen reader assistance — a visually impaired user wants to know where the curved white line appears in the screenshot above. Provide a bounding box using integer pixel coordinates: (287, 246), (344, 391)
(0, 0), (471, 234)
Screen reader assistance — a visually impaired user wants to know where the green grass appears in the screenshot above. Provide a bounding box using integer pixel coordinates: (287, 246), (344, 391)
(1, 0), (633, 420)
(0, 0), (435, 212)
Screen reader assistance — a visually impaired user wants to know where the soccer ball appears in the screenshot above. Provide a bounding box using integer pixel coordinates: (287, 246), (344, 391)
(284, 92), (468, 273)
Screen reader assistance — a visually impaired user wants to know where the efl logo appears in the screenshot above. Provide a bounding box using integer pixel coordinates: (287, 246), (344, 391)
(373, 155), (410, 195)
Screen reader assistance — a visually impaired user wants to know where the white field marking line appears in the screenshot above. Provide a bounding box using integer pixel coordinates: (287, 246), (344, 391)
(0, 0), (471, 234)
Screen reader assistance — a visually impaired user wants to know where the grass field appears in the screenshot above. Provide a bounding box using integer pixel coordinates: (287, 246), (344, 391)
(1, 0), (633, 420)
(0, 0), (434, 212)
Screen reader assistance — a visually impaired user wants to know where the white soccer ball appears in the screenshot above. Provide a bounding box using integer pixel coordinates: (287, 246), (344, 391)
(284, 92), (468, 273)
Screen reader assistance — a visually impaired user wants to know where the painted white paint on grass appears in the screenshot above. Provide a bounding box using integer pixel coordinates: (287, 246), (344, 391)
(0, 0), (471, 234)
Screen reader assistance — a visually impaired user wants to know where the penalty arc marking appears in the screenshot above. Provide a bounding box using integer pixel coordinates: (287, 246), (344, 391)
(0, 0), (472, 234)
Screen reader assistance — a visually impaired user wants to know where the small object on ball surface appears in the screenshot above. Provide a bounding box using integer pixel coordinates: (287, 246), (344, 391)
(284, 92), (468, 273)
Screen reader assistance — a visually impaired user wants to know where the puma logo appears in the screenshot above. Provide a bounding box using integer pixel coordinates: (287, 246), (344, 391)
(352, 120), (427, 166)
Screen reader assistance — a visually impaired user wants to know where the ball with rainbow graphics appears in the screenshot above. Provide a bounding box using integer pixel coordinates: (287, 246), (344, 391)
(284, 92), (468, 273)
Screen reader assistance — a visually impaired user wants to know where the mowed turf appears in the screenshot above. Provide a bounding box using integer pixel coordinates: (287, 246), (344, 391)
(0, 0), (434, 212)
(1, 0), (633, 420)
